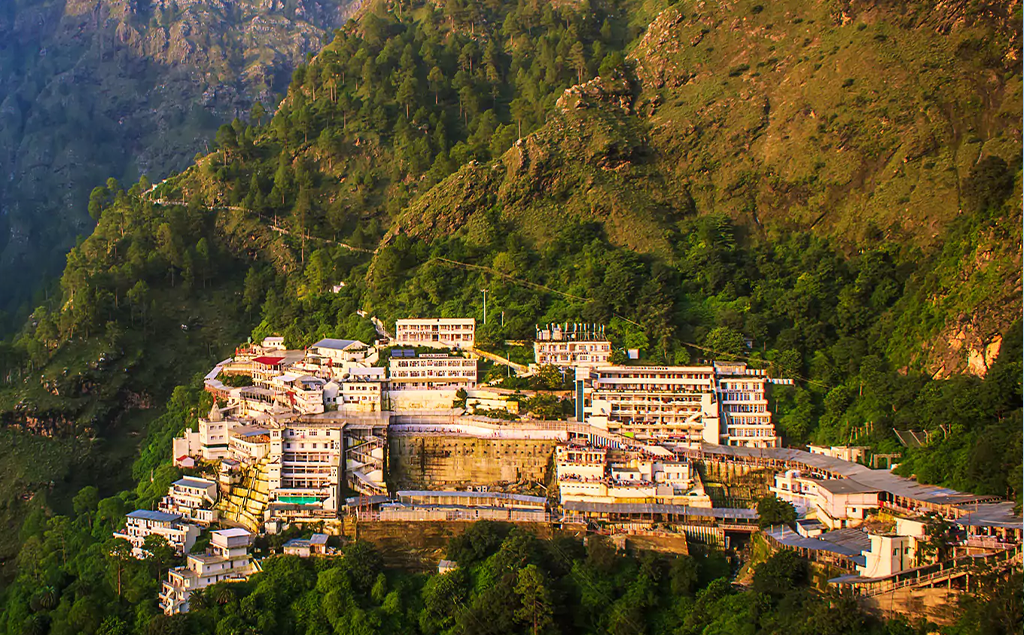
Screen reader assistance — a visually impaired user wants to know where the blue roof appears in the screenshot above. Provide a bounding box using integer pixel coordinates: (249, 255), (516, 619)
(127, 509), (181, 523)
(310, 534), (329, 545)
(314, 338), (360, 350)
(284, 538), (311, 548)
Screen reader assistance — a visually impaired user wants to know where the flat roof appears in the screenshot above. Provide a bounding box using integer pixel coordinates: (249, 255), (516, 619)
(173, 477), (216, 489)
(397, 490), (547, 505)
(214, 528), (251, 538)
(954, 502), (1024, 529)
(563, 501), (758, 520)
(765, 525), (868, 565)
(695, 444), (1010, 510)
(396, 318), (475, 324)
(314, 338), (363, 350)
(344, 495), (393, 507)
(127, 509), (181, 522)
(232, 425), (269, 438)
(811, 478), (879, 495)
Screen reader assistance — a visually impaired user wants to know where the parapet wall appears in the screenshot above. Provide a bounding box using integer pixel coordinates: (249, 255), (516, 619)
(389, 435), (556, 491)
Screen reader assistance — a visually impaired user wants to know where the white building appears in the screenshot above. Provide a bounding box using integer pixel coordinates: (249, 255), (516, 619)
(857, 534), (917, 578)
(770, 470), (880, 529)
(534, 324), (612, 369)
(229, 425), (272, 463)
(575, 362), (779, 448)
(554, 443), (711, 507)
(809, 445), (869, 464)
(389, 353), (477, 391)
(395, 318), (475, 349)
(158, 477), (219, 525)
(268, 373), (326, 414)
(262, 336), (286, 351)
(267, 422), (344, 514)
(311, 338), (372, 363)
(324, 367), (386, 411)
(159, 528), (253, 614)
(282, 533), (329, 557)
(172, 404), (238, 463)
(114, 510), (201, 558)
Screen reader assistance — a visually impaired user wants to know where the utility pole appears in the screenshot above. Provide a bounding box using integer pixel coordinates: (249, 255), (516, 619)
(481, 288), (488, 325)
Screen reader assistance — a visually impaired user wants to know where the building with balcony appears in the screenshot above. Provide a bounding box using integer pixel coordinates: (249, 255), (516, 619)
(395, 318), (475, 349)
(267, 422), (344, 514)
(574, 362), (780, 448)
(533, 323), (612, 369)
(159, 528), (253, 614)
(158, 477), (219, 525)
(114, 510), (201, 558)
(554, 443), (710, 507)
(388, 353), (477, 391)
(770, 470), (880, 529)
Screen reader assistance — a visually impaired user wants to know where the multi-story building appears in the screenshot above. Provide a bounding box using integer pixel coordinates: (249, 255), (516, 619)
(395, 318), (475, 349)
(267, 422), (344, 514)
(114, 510), (201, 558)
(229, 425), (272, 463)
(533, 324), (612, 369)
(267, 373), (326, 414)
(389, 353), (477, 391)
(160, 528), (253, 614)
(324, 375), (385, 412)
(252, 355), (286, 384)
(715, 363), (776, 446)
(808, 445), (869, 464)
(574, 362), (780, 448)
(172, 404), (240, 463)
(311, 338), (372, 363)
(554, 443), (710, 506)
(158, 477), (219, 525)
(770, 470), (880, 529)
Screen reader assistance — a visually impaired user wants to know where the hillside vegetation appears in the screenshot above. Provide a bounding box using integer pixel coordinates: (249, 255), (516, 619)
(0, 0), (1019, 625)
(0, 0), (357, 329)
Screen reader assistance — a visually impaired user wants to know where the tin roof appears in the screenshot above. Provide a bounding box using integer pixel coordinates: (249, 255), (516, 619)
(127, 509), (181, 523)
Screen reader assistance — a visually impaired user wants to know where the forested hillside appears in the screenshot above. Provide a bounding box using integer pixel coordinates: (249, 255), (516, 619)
(0, 0), (358, 330)
(0, 0), (1020, 628)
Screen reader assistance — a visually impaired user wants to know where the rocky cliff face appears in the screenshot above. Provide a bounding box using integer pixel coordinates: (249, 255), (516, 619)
(0, 0), (359, 327)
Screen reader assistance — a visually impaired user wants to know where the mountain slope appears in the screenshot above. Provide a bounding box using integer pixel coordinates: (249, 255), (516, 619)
(0, 0), (1019, 598)
(0, 0), (358, 328)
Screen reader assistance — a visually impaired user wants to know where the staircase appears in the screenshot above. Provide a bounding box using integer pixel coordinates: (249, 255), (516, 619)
(346, 435), (387, 496)
(215, 459), (271, 532)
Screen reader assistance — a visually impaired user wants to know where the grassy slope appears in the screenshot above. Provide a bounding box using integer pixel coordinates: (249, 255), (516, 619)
(0, 276), (253, 578)
(397, 0), (1020, 251)
(390, 0), (1021, 372)
(631, 0), (1020, 243)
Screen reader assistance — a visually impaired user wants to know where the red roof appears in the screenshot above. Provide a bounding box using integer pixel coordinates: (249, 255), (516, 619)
(253, 356), (285, 366)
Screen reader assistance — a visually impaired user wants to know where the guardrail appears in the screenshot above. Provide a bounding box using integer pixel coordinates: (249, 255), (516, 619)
(852, 544), (1022, 597)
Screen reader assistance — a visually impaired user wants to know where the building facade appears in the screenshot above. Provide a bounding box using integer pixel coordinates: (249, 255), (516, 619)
(114, 510), (200, 558)
(575, 362), (779, 448)
(159, 528), (253, 614)
(395, 318), (476, 349)
(554, 443), (710, 506)
(533, 324), (612, 369)
(267, 423), (344, 513)
(389, 353), (477, 391)
(158, 477), (219, 525)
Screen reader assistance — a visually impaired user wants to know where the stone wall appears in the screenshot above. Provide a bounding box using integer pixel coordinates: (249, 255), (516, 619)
(388, 435), (556, 491)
